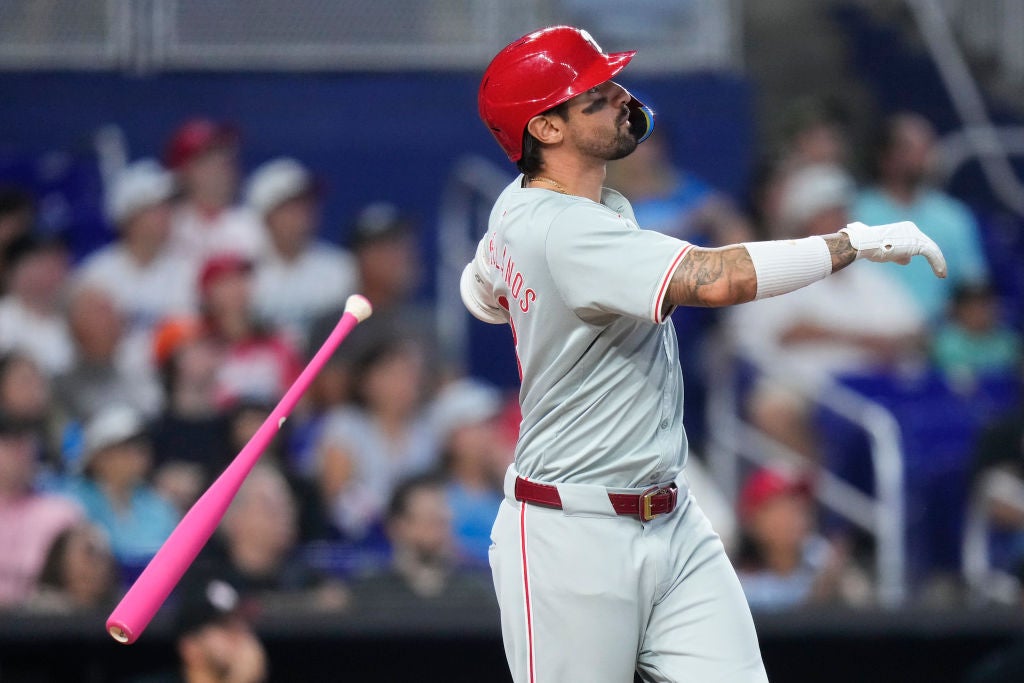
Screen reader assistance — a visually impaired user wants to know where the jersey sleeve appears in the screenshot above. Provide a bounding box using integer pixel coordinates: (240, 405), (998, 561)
(545, 203), (692, 323)
(461, 232), (510, 325)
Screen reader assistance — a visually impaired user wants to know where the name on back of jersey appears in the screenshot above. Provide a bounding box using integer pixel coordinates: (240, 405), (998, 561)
(488, 231), (536, 314)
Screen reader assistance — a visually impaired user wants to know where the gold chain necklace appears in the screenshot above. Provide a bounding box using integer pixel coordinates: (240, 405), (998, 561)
(529, 176), (570, 195)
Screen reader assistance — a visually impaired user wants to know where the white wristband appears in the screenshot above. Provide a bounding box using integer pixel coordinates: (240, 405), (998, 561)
(742, 236), (833, 300)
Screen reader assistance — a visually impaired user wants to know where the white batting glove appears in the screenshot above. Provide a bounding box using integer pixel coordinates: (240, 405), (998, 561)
(840, 220), (948, 278)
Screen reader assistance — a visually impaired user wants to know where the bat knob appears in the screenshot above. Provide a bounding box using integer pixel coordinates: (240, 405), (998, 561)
(109, 624), (131, 644)
(343, 294), (373, 323)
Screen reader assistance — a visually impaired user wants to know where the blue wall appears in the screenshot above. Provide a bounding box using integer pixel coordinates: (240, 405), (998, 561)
(0, 70), (752, 241)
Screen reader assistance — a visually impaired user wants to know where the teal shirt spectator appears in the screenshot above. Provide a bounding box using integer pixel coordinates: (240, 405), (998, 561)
(852, 188), (989, 320)
(67, 478), (179, 566)
(932, 324), (1022, 380)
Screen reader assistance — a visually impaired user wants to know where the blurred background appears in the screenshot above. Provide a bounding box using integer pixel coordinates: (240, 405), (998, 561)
(0, 0), (1023, 681)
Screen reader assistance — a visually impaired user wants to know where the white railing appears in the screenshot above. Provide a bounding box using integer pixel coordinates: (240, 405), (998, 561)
(706, 339), (908, 607)
(904, 0), (1024, 217)
(435, 156), (513, 365)
(936, 0), (1024, 90)
(962, 469), (1024, 604)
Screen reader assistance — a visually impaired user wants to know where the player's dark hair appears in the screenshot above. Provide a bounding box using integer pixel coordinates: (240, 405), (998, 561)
(516, 101), (570, 177)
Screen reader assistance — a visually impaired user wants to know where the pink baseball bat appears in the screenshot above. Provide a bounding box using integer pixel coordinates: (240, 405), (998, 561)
(106, 294), (372, 644)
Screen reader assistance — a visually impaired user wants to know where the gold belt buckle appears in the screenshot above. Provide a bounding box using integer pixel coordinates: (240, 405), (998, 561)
(640, 486), (673, 522)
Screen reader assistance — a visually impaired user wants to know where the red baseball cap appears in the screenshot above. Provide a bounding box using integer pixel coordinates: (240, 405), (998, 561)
(738, 467), (813, 521)
(164, 118), (239, 170)
(198, 253), (253, 295)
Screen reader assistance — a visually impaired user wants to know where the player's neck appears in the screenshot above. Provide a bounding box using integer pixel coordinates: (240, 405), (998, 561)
(531, 156), (606, 202)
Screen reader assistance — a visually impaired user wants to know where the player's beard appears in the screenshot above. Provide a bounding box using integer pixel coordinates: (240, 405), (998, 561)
(574, 123), (638, 161)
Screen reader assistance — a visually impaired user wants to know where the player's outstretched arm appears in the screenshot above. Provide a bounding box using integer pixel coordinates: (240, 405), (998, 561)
(665, 233), (856, 308)
(665, 221), (945, 309)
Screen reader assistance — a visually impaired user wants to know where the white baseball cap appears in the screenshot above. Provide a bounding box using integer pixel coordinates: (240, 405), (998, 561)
(778, 163), (854, 233)
(81, 404), (148, 469)
(106, 159), (176, 226)
(245, 157), (317, 217)
(430, 378), (503, 444)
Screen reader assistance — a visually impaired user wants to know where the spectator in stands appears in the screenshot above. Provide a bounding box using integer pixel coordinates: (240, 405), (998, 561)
(55, 284), (162, 423)
(188, 464), (346, 614)
(136, 578), (267, 683)
(66, 405), (178, 567)
(734, 466), (870, 610)
(246, 158), (356, 346)
(149, 319), (230, 514)
(76, 159), (196, 377)
(852, 112), (990, 320)
(164, 119), (264, 261)
(0, 352), (60, 464)
(969, 367), (1024, 572)
(224, 397), (331, 543)
(347, 202), (422, 316)
(777, 96), (852, 171)
(748, 98), (853, 241)
(726, 164), (926, 459)
(306, 202), (440, 406)
(0, 415), (81, 607)
(0, 233), (73, 376)
(0, 185), (36, 293)
(350, 474), (494, 606)
(932, 282), (1022, 386)
(605, 129), (754, 246)
(316, 337), (438, 541)
(430, 378), (510, 567)
(28, 520), (118, 612)
(196, 253), (302, 408)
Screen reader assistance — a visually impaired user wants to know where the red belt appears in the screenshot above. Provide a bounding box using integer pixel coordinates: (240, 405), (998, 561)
(514, 476), (679, 522)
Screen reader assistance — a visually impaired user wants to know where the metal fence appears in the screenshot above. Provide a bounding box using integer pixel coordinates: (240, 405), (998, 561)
(0, 0), (742, 73)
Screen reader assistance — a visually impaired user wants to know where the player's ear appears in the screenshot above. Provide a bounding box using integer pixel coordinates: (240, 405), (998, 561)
(526, 114), (564, 146)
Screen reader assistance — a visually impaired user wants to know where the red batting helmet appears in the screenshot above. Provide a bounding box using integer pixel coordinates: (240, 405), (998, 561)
(478, 26), (655, 162)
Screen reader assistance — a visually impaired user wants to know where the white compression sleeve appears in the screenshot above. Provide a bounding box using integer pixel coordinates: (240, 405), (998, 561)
(742, 236), (833, 300)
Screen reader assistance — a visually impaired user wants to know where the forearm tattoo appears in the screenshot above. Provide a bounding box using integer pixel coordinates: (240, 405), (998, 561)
(666, 245), (757, 308)
(823, 232), (858, 273)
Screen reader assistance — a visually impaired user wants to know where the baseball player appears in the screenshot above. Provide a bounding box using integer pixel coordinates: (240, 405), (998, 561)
(462, 26), (948, 683)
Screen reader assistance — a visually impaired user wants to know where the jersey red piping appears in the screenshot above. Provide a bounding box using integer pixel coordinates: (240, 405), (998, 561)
(519, 500), (536, 682)
(653, 243), (694, 323)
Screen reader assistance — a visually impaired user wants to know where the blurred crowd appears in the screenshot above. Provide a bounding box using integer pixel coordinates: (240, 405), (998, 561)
(0, 100), (1022, 638)
(0, 118), (518, 625)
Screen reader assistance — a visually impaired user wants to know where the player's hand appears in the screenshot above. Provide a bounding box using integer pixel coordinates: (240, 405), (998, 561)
(840, 220), (947, 278)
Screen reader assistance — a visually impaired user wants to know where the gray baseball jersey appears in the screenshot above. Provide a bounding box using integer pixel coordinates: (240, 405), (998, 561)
(467, 175), (694, 487)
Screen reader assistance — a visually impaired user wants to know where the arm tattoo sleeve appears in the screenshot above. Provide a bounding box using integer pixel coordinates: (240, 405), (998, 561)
(665, 245), (757, 308)
(823, 232), (858, 273)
